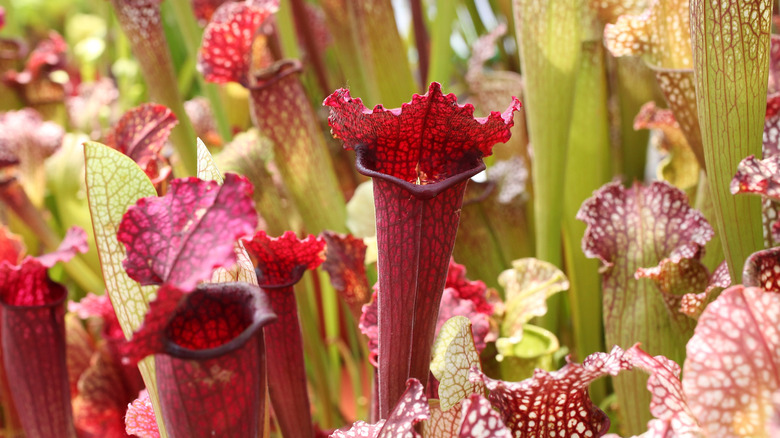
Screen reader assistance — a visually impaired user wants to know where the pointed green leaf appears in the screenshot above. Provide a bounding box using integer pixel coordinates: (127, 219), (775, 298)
(430, 316), (485, 411)
(196, 137), (223, 183)
(83, 141), (167, 438)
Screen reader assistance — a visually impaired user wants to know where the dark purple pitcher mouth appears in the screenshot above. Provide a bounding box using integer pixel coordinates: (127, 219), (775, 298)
(162, 282), (276, 360)
(354, 145), (486, 201)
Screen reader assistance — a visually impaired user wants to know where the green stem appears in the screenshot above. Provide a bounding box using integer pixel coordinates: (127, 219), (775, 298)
(512, 0), (581, 331)
(614, 58), (658, 181)
(167, 0), (232, 142)
(427, 0), (459, 87)
(275, 0), (302, 59)
(318, 270), (342, 391)
(110, 0), (198, 176)
(289, 0), (330, 97)
(562, 32), (611, 403)
(296, 277), (341, 428)
(320, 0), (379, 104)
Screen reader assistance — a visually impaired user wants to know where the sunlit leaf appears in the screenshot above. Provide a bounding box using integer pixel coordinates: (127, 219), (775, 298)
(634, 102), (701, 191)
(84, 142), (163, 433)
(604, 0), (692, 69)
(690, 0), (768, 282)
(421, 400), (461, 438)
(589, 0), (648, 23)
(430, 316), (485, 411)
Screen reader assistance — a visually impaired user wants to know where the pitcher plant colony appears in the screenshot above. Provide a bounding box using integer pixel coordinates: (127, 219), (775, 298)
(0, 0), (778, 437)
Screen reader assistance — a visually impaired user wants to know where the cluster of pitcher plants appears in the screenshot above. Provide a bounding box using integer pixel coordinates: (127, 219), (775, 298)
(0, 0), (779, 436)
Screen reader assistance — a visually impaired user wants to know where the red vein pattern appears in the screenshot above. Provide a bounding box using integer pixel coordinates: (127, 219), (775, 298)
(457, 394), (511, 437)
(578, 181), (713, 432)
(321, 231), (370, 320)
(249, 60), (347, 233)
(242, 230), (325, 438)
(0, 226), (24, 265)
(117, 173), (257, 291)
(1, 284), (76, 438)
(0, 228), (87, 438)
(680, 260), (731, 319)
(325, 82), (520, 417)
(732, 155), (780, 201)
(625, 346), (703, 437)
(360, 258), (495, 367)
(125, 390), (160, 438)
(105, 103), (177, 184)
(242, 230), (324, 286)
(153, 283), (275, 438)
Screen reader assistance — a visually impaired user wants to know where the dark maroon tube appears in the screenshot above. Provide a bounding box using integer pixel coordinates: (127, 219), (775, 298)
(1, 279), (76, 438)
(154, 282), (276, 438)
(360, 147), (484, 417)
(260, 267), (314, 438)
(261, 288), (310, 436)
(241, 231), (325, 438)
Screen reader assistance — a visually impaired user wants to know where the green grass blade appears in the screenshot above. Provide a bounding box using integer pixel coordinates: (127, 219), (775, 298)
(512, 0), (581, 333)
(562, 38), (611, 404)
(512, 0), (580, 269)
(427, 0), (459, 87)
